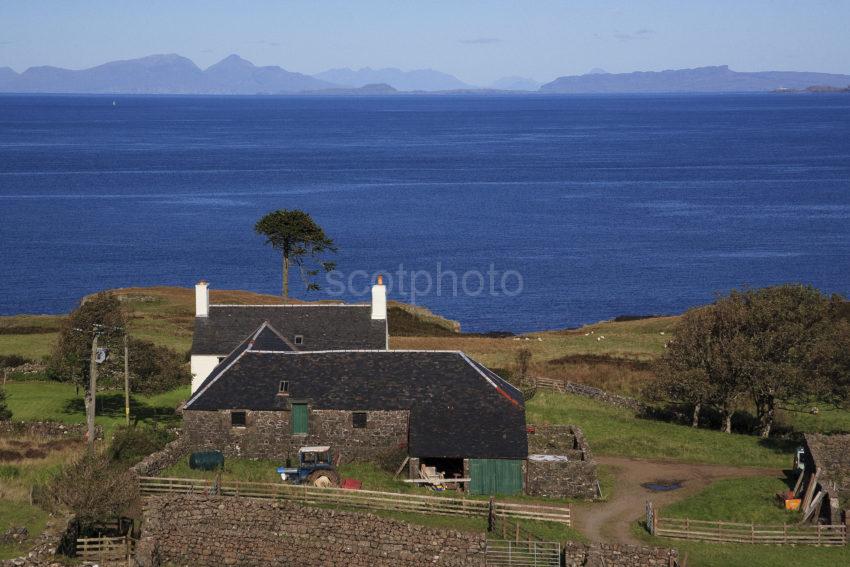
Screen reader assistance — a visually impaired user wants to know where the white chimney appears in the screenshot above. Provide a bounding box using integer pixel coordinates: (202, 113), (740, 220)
(371, 275), (387, 320)
(195, 280), (209, 318)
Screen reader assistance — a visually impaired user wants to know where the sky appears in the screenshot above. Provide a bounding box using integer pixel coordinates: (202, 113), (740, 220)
(1, 0), (849, 85)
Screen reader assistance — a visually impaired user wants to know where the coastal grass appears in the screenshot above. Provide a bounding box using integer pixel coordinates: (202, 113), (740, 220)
(526, 391), (793, 468)
(0, 435), (83, 560)
(391, 315), (676, 370)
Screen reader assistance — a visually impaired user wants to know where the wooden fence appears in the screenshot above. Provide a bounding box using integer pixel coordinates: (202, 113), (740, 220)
(138, 476), (571, 525)
(76, 535), (135, 565)
(532, 376), (566, 393)
(647, 502), (846, 546)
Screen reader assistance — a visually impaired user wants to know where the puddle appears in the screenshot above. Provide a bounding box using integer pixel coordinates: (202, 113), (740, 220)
(641, 480), (684, 492)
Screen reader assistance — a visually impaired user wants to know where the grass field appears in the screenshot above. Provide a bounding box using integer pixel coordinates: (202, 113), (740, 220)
(526, 391), (795, 468)
(661, 476), (797, 524)
(4, 381), (189, 436)
(633, 522), (850, 567)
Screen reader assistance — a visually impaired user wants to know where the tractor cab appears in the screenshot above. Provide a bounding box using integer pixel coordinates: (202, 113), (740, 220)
(276, 446), (340, 487)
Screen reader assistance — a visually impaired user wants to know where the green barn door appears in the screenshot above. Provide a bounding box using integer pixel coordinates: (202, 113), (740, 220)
(291, 403), (308, 434)
(469, 459), (523, 495)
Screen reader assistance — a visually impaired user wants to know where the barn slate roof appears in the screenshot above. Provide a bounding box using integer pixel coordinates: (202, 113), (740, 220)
(191, 304), (387, 355)
(185, 333), (527, 459)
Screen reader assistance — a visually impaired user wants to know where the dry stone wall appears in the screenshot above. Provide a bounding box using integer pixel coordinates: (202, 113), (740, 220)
(0, 421), (101, 440)
(525, 425), (598, 499)
(183, 408), (408, 462)
(135, 495), (485, 567)
(563, 542), (679, 567)
(131, 436), (190, 477)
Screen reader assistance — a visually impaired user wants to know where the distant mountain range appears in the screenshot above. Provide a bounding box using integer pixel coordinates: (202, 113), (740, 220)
(0, 54), (333, 94)
(314, 67), (470, 92)
(540, 65), (850, 93)
(1, 56), (849, 95)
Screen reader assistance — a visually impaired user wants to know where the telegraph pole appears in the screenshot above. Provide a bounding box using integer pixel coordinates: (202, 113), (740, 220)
(124, 334), (130, 426)
(87, 334), (98, 448)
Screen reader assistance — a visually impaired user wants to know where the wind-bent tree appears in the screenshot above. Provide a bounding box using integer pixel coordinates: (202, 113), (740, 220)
(254, 209), (337, 298)
(652, 303), (743, 432)
(652, 284), (845, 437)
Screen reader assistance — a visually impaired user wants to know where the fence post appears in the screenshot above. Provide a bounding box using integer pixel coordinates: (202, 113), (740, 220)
(751, 523), (754, 544)
(487, 497), (495, 532)
(818, 524), (822, 546)
(784, 523), (787, 545)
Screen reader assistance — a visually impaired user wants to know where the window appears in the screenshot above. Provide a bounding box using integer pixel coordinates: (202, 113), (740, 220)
(278, 381), (289, 395)
(294, 335), (304, 346)
(352, 412), (367, 429)
(231, 411), (246, 427)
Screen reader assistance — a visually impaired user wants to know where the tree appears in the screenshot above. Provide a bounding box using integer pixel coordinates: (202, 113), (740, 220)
(48, 292), (126, 443)
(652, 285), (844, 438)
(254, 209), (337, 298)
(128, 337), (190, 395)
(652, 304), (744, 431)
(514, 348), (532, 383)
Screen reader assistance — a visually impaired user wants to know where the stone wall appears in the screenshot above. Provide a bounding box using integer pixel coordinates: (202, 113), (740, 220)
(183, 408), (409, 462)
(131, 436), (190, 477)
(558, 381), (645, 412)
(563, 542), (679, 567)
(135, 495), (485, 567)
(525, 425), (599, 500)
(0, 420), (102, 440)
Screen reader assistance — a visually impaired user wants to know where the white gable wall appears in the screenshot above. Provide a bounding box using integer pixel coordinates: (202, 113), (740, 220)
(191, 355), (222, 393)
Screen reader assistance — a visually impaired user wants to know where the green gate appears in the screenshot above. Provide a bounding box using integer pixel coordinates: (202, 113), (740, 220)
(469, 459), (523, 495)
(291, 403), (308, 434)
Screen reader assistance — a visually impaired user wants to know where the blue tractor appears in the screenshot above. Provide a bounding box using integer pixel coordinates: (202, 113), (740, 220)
(277, 446), (340, 487)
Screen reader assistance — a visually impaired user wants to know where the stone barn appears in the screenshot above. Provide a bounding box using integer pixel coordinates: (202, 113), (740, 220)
(797, 433), (850, 525)
(183, 321), (529, 495)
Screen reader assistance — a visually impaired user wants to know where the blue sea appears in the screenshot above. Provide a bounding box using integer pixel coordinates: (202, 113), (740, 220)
(1, 94), (849, 332)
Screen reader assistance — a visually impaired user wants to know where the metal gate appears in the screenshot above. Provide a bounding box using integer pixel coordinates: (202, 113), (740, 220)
(485, 539), (561, 566)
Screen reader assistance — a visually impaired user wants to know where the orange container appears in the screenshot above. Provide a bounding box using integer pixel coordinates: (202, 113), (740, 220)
(785, 498), (801, 511)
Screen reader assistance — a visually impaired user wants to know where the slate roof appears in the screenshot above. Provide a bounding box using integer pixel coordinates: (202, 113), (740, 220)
(185, 337), (527, 459)
(191, 304), (387, 355)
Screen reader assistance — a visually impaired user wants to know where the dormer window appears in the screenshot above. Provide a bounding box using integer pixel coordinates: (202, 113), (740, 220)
(294, 335), (304, 346)
(279, 381), (289, 396)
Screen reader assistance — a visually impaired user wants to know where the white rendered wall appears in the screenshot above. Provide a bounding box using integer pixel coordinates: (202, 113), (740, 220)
(190, 355), (221, 393)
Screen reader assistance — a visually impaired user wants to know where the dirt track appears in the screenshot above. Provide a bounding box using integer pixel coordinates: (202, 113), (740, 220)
(573, 456), (784, 544)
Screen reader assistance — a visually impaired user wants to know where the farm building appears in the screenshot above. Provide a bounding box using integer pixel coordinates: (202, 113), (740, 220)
(189, 279), (388, 392)
(797, 433), (850, 525)
(183, 320), (529, 494)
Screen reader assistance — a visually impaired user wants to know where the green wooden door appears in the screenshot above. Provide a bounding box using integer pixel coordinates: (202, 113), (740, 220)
(469, 459), (523, 495)
(291, 403), (308, 434)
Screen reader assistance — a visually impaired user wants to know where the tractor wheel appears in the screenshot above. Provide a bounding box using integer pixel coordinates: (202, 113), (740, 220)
(307, 470), (340, 488)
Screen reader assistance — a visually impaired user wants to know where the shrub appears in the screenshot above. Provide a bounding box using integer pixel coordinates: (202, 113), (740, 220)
(48, 451), (139, 530)
(0, 388), (11, 421)
(107, 424), (173, 465)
